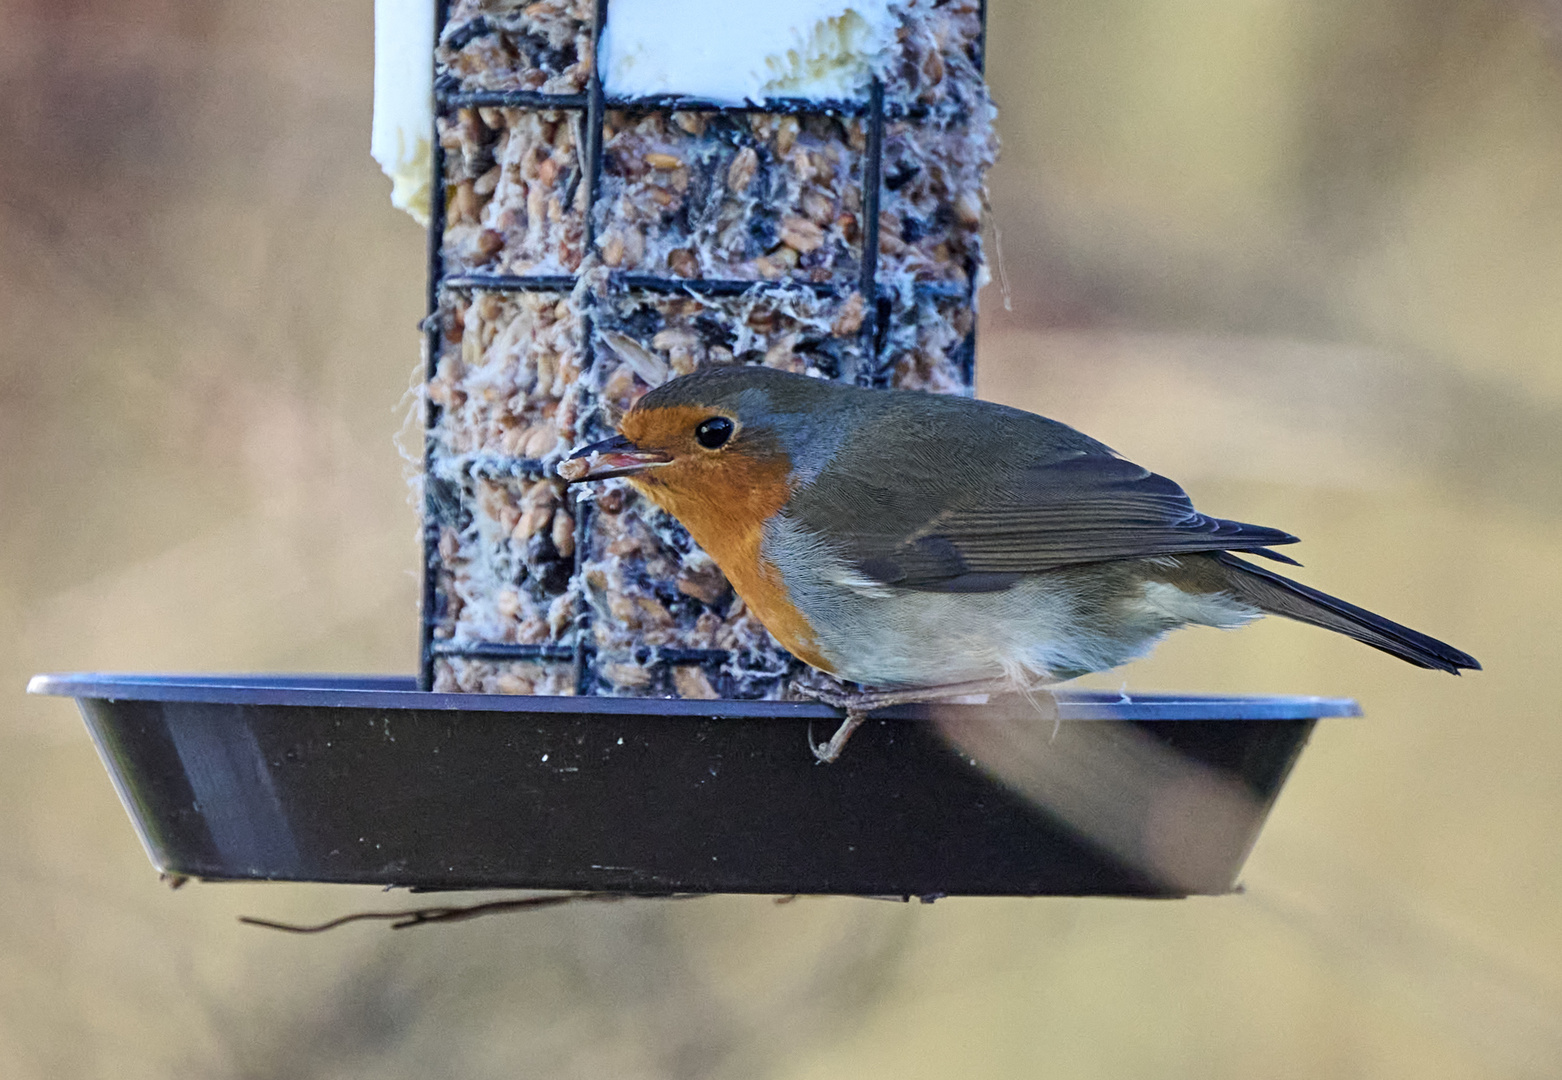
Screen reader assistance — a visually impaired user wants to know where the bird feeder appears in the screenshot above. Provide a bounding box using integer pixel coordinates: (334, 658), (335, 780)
(29, 0), (1356, 901)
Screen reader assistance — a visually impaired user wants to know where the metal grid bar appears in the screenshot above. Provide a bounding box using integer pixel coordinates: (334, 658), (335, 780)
(441, 274), (849, 298)
(422, 0), (986, 687)
(440, 273), (578, 292)
(418, 0), (453, 691)
(431, 641), (732, 665)
(962, 0), (989, 387)
(860, 77), (885, 384)
(435, 88), (954, 122)
(431, 642), (578, 661)
(571, 0), (610, 695)
(613, 274), (842, 298)
(439, 91), (869, 116)
(441, 91), (590, 110)
(464, 456), (553, 480)
(439, 273), (964, 301)
(977, 0), (989, 74)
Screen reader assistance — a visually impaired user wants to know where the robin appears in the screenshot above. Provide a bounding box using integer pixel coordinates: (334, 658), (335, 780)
(559, 365), (1479, 760)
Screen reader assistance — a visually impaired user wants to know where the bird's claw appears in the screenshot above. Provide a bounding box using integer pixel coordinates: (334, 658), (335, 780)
(809, 710), (867, 764)
(792, 679), (876, 763)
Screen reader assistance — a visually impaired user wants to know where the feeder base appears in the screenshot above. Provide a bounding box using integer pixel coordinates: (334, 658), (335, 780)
(27, 674), (1357, 898)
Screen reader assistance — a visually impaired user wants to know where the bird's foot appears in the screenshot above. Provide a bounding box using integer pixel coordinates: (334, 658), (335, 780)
(789, 677), (1045, 763)
(809, 707), (868, 764)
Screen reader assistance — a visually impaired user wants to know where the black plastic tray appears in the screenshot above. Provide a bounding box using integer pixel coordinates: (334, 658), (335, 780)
(28, 674), (1357, 898)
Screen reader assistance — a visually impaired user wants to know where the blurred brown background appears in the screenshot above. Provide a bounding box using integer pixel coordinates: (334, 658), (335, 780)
(3, 0), (1560, 1076)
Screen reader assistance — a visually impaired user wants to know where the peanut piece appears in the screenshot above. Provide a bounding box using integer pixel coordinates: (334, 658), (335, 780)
(779, 217), (825, 253)
(727, 147), (758, 193)
(673, 666), (719, 700)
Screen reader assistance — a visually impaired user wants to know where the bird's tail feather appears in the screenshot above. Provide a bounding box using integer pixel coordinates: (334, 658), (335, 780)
(1213, 553), (1480, 673)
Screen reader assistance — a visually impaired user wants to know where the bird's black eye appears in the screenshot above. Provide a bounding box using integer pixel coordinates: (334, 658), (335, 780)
(694, 416), (734, 449)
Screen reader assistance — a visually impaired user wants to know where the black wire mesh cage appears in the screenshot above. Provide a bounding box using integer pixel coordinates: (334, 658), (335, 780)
(419, 0), (995, 696)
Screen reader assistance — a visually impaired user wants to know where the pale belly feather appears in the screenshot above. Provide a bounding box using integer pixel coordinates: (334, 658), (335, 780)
(761, 516), (1259, 689)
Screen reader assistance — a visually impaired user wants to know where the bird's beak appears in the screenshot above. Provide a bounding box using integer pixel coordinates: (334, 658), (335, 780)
(557, 434), (673, 483)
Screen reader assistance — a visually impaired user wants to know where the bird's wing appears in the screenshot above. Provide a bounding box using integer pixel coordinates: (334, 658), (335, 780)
(789, 435), (1299, 592)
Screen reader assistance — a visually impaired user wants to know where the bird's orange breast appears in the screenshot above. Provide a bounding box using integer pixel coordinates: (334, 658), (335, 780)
(621, 418), (834, 674)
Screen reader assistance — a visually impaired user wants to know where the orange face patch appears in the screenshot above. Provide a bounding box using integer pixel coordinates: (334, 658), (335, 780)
(617, 404), (834, 673)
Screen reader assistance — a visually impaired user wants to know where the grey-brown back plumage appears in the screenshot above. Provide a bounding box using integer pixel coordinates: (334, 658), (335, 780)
(647, 367), (1301, 589)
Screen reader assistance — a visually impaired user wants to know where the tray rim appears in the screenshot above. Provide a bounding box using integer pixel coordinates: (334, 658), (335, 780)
(27, 672), (1362, 721)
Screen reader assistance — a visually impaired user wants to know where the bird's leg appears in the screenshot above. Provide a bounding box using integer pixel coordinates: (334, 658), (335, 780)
(790, 677), (1055, 763)
(808, 709), (867, 764)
